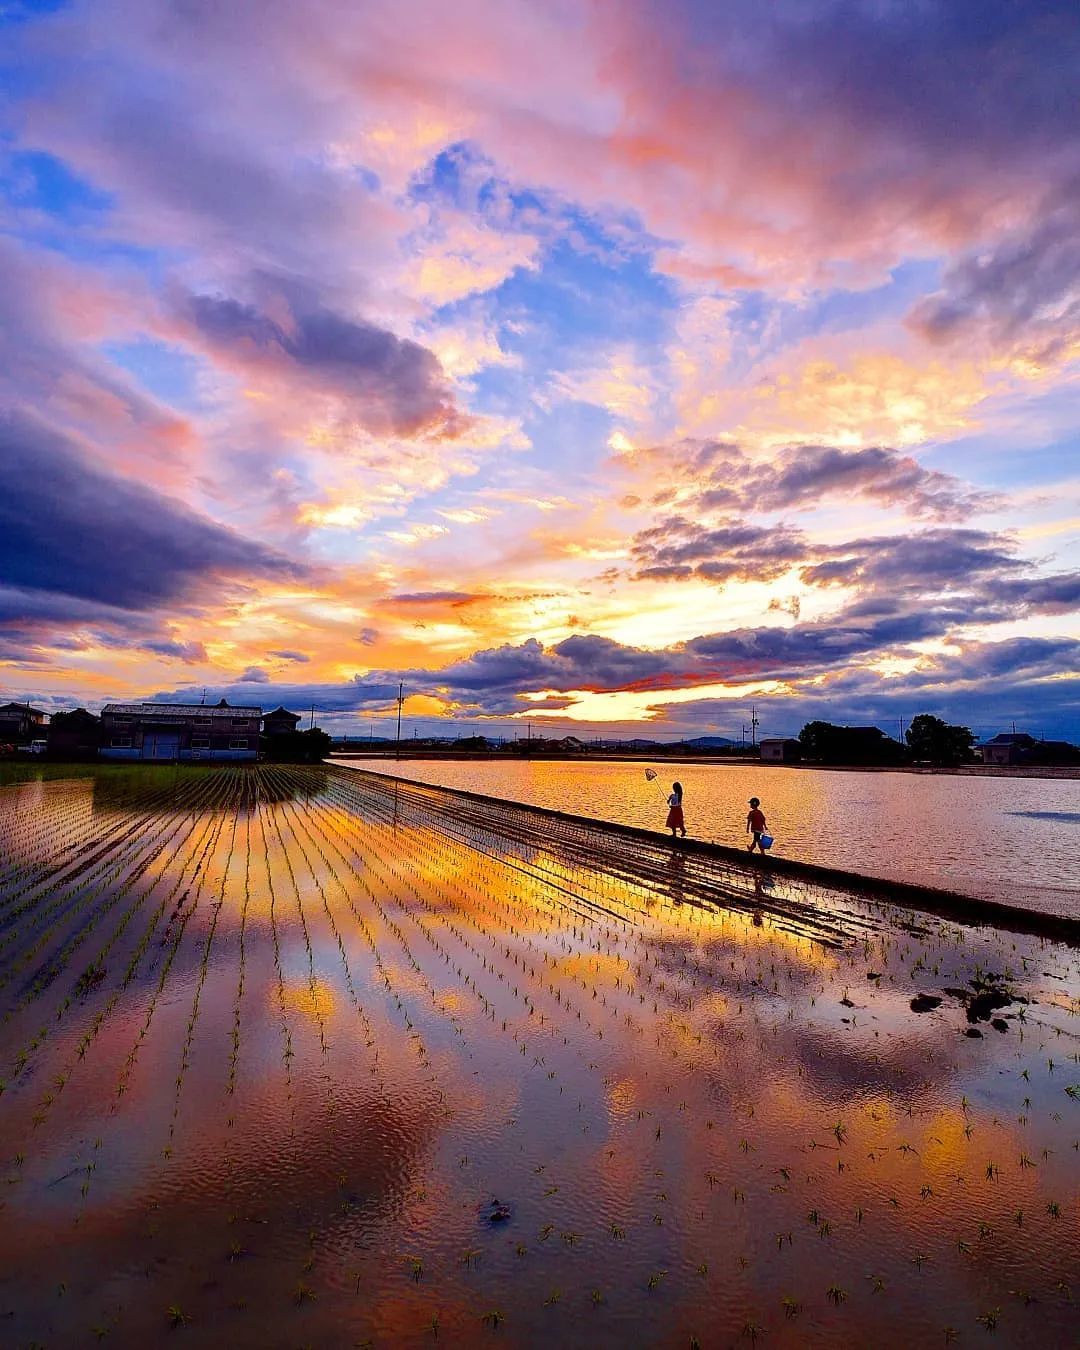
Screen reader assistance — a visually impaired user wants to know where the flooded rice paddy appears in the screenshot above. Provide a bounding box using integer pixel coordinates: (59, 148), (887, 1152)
(0, 764), (1077, 1348)
(342, 758), (1080, 916)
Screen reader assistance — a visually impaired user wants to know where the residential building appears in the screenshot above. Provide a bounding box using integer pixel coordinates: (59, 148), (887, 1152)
(979, 732), (1036, 766)
(263, 706), (302, 737)
(47, 708), (101, 760)
(979, 732), (1079, 766)
(0, 701), (45, 743)
(99, 700), (262, 762)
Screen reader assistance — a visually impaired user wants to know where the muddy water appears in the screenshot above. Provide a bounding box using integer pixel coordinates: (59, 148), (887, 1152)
(342, 758), (1080, 915)
(0, 765), (1077, 1348)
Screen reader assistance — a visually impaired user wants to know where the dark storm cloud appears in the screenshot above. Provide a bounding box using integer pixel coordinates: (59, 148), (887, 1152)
(0, 586), (143, 629)
(800, 529), (1023, 593)
(638, 440), (990, 524)
(632, 517), (1026, 598)
(0, 412), (301, 610)
(994, 571), (1080, 615)
(182, 292), (467, 438)
(418, 638), (558, 693)
(753, 0), (1080, 159)
(632, 516), (808, 583)
(754, 446), (993, 520)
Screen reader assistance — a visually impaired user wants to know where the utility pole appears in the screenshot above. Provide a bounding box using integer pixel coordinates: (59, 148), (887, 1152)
(309, 704), (315, 730)
(395, 681), (404, 759)
(750, 704), (759, 748)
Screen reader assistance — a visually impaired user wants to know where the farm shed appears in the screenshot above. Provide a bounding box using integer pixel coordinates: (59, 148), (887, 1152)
(99, 699), (262, 762)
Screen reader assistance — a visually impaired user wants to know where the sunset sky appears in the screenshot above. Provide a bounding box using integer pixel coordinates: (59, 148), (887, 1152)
(1, 0), (1078, 740)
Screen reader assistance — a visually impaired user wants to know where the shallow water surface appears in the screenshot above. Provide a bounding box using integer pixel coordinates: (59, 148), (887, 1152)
(0, 765), (1077, 1348)
(342, 758), (1080, 915)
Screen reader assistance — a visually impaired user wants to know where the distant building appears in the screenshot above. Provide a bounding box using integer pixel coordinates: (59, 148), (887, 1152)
(759, 737), (802, 763)
(979, 732), (1079, 766)
(263, 706), (302, 737)
(47, 708), (101, 760)
(99, 699), (262, 762)
(0, 701), (45, 743)
(979, 732), (1036, 766)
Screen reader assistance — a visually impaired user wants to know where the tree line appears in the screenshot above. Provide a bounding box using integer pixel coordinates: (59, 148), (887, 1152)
(797, 715), (976, 766)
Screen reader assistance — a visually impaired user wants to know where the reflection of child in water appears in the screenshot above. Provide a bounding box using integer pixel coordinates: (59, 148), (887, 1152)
(746, 797), (767, 853)
(666, 847), (687, 905)
(666, 782), (686, 838)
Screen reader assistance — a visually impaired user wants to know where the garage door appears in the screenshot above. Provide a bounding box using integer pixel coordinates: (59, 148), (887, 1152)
(142, 733), (180, 761)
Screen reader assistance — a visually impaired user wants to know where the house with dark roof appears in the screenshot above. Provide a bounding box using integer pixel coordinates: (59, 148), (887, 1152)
(47, 708), (101, 760)
(979, 732), (1036, 766)
(979, 732), (1079, 766)
(263, 706), (302, 737)
(0, 701), (45, 743)
(99, 699), (262, 762)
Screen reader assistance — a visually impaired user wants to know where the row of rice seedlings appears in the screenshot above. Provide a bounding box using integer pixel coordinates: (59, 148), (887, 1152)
(369, 769), (865, 950)
(0, 774), (147, 879)
(2, 789), (220, 1104)
(0, 812), (169, 986)
(18, 804), (229, 1136)
(0, 791), (179, 929)
(271, 779), (389, 1062)
(0, 763), (236, 975)
(111, 789), (238, 1107)
(225, 806), (252, 1099)
(166, 802), (241, 1140)
(254, 794), (298, 1138)
(3, 789), (209, 1011)
(325, 777), (666, 1069)
(0, 780), (98, 883)
(330, 771), (778, 1022)
(260, 794), (337, 1122)
(254, 775), (436, 1294)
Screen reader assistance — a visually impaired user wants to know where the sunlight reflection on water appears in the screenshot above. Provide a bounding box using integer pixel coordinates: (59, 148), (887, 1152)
(343, 759), (1080, 914)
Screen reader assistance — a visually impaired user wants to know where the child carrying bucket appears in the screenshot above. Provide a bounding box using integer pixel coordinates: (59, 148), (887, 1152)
(746, 797), (773, 854)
